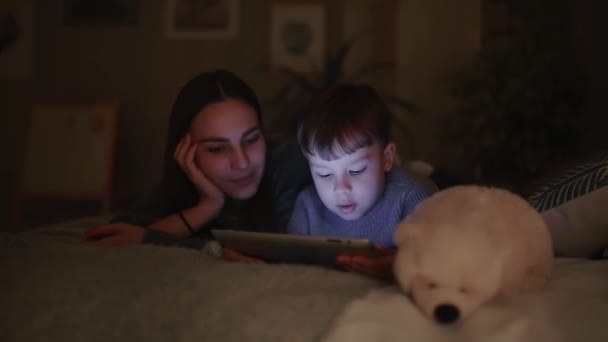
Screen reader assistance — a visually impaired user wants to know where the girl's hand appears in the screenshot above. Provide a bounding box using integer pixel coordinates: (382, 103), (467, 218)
(83, 223), (146, 246)
(222, 248), (265, 264)
(335, 246), (396, 281)
(174, 133), (225, 210)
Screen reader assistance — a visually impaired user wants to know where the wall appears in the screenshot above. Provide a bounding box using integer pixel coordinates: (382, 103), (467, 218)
(33, 0), (274, 203)
(573, 0), (608, 152)
(395, 0), (481, 164)
(21, 0), (350, 214)
(2, 0), (488, 228)
(394, 0), (605, 166)
(0, 0), (34, 230)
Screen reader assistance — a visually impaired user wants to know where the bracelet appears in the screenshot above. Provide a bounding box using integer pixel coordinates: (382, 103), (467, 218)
(178, 211), (195, 235)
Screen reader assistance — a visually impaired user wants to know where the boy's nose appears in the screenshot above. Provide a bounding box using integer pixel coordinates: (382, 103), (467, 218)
(230, 148), (250, 169)
(334, 177), (352, 193)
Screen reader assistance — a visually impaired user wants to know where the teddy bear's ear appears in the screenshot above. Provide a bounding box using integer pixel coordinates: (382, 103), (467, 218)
(393, 221), (420, 247)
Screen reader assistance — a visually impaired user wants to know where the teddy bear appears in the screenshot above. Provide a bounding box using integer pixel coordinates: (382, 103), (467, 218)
(393, 185), (553, 324)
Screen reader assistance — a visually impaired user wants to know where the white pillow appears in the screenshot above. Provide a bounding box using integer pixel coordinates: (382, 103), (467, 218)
(542, 187), (608, 258)
(527, 153), (608, 258)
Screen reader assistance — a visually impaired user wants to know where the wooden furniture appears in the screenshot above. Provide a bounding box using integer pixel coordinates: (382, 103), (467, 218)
(12, 99), (119, 230)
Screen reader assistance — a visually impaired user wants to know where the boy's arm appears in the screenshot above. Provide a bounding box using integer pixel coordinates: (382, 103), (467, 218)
(336, 246), (396, 281)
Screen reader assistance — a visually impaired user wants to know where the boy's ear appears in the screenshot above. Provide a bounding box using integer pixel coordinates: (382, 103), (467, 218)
(382, 142), (396, 171)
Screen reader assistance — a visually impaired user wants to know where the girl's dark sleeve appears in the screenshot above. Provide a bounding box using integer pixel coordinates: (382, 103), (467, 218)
(268, 141), (313, 231)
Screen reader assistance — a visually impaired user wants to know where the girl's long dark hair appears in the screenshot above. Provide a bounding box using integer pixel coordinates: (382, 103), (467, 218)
(161, 69), (276, 232)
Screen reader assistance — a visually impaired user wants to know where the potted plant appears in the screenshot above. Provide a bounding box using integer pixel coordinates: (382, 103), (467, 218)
(263, 37), (419, 156)
(444, 0), (584, 193)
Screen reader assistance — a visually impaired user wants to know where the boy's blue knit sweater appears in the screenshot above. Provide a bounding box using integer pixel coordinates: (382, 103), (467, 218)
(286, 168), (436, 247)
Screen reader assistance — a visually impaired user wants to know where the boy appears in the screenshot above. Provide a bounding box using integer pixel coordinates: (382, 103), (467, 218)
(287, 84), (436, 248)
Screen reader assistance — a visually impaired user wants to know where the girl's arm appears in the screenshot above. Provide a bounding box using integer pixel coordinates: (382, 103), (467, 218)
(145, 133), (225, 237)
(147, 199), (223, 238)
(84, 198), (221, 248)
(85, 134), (225, 247)
(84, 192), (223, 247)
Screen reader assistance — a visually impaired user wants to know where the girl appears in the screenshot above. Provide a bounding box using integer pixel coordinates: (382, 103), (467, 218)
(84, 70), (311, 251)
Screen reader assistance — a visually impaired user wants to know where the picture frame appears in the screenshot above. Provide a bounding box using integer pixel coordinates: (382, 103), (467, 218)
(12, 100), (120, 230)
(165, 0), (239, 40)
(269, 2), (326, 73)
(63, 0), (139, 27)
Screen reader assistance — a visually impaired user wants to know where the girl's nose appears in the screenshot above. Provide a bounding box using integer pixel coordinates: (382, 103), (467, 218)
(230, 147), (250, 170)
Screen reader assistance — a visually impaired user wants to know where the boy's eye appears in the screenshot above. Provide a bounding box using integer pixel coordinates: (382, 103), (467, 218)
(349, 167), (366, 175)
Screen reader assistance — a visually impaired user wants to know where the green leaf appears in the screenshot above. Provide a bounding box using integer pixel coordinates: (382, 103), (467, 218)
(274, 66), (319, 94)
(348, 62), (395, 82)
(327, 39), (355, 76)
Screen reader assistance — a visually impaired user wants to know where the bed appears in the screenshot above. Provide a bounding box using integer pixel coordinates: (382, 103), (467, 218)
(1, 215), (608, 342)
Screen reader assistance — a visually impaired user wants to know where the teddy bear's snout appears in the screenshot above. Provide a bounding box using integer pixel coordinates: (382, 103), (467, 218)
(434, 304), (460, 324)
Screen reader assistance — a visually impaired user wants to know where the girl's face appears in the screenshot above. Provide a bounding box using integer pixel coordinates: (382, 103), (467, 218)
(189, 98), (266, 200)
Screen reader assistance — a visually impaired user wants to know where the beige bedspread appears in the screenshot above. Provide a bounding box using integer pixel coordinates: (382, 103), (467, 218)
(2, 217), (608, 342)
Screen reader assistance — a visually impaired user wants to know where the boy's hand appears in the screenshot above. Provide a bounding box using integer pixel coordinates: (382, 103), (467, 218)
(335, 246), (396, 281)
(222, 248), (265, 264)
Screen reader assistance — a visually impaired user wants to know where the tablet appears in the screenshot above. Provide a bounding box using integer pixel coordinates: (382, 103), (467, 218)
(211, 229), (376, 265)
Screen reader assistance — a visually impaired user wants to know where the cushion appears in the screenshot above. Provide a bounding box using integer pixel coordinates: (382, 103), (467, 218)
(527, 152), (608, 258)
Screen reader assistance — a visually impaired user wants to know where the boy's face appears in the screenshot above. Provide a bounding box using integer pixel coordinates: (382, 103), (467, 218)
(307, 142), (396, 221)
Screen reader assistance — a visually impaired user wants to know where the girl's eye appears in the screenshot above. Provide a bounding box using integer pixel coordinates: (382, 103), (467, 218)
(317, 173), (332, 179)
(206, 145), (227, 154)
(243, 134), (261, 146)
(349, 167), (366, 175)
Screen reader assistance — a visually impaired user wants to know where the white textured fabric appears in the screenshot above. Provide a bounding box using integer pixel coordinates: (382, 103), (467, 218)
(324, 258), (608, 342)
(1, 217), (381, 342)
(542, 187), (608, 257)
(3, 217), (608, 342)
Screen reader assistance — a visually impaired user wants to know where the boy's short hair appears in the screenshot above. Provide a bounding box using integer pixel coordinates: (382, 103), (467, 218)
(298, 83), (392, 160)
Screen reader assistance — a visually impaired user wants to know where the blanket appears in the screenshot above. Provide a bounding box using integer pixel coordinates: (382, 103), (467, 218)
(2, 217), (608, 342)
(0, 218), (381, 342)
(324, 258), (608, 342)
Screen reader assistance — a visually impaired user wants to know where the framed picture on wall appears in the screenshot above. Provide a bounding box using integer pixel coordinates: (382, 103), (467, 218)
(63, 0), (139, 27)
(165, 0), (239, 39)
(269, 3), (325, 73)
(13, 100), (120, 230)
